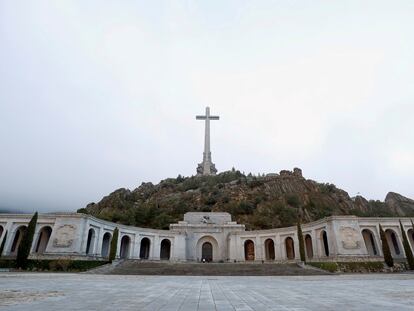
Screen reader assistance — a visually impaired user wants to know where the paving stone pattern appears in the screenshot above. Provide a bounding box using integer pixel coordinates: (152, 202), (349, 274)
(0, 273), (414, 310)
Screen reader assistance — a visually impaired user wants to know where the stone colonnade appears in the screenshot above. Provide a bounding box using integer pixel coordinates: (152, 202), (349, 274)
(0, 213), (413, 262)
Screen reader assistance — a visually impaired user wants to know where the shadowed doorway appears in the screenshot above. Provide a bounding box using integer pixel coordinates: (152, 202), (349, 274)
(202, 242), (213, 262)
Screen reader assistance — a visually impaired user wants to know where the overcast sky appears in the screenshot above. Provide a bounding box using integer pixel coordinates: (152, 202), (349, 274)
(1, 1), (413, 213)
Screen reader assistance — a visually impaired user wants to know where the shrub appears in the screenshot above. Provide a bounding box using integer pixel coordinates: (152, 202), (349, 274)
(49, 259), (71, 271)
(297, 220), (306, 262)
(109, 227), (119, 262)
(338, 261), (384, 272)
(379, 224), (394, 267)
(286, 194), (300, 208)
(400, 221), (414, 270)
(309, 262), (338, 273)
(0, 231), (7, 257)
(16, 212), (38, 269)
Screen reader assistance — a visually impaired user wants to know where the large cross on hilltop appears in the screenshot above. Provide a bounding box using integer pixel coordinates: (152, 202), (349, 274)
(196, 107), (219, 176)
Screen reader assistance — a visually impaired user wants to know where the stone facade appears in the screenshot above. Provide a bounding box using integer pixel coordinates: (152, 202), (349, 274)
(0, 212), (413, 262)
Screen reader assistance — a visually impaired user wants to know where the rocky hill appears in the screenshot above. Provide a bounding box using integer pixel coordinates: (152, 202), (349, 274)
(79, 168), (414, 230)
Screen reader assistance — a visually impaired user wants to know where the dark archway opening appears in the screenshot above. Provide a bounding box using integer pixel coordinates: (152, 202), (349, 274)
(264, 239), (275, 260)
(285, 237), (295, 260)
(140, 237), (150, 259)
(101, 232), (112, 258)
(244, 240), (255, 261)
(362, 229), (378, 256)
(35, 226), (52, 254)
(120, 235), (131, 259)
(86, 228), (95, 255)
(322, 231), (329, 257)
(385, 229), (401, 256)
(202, 242), (213, 262)
(160, 239), (171, 260)
(305, 234), (313, 259)
(10, 226), (27, 255)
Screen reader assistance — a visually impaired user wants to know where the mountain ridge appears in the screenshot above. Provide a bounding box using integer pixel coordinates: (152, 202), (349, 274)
(80, 168), (414, 230)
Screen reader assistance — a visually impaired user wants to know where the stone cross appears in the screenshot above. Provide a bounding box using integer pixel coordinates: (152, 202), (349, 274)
(196, 107), (219, 175)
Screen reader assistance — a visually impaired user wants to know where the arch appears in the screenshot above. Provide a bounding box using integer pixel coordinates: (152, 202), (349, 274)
(139, 237), (151, 259)
(285, 237), (295, 260)
(10, 226), (27, 255)
(120, 235), (131, 259)
(321, 231), (329, 257)
(202, 242), (213, 262)
(86, 228), (95, 255)
(408, 229), (414, 253)
(101, 232), (112, 258)
(160, 239), (171, 260)
(244, 239), (255, 261)
(385, 229), (401, 256)
(362, 229), (378, 256)
(196, 236), (219, 262)
(305, 234), (313, 259)
(264, 239), (275, 260)
(35, 226), (52, 254)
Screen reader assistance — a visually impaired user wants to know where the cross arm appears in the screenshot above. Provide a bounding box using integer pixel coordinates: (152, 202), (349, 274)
(209, 116), (219, 120)
(196, 116), (207, 120)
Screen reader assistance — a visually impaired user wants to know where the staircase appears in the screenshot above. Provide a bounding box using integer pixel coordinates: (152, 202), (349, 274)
(105, 260), (330, 276)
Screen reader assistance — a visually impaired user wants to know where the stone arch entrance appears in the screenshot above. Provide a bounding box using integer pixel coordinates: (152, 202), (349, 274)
(86, 228), (95, 255)
(120, 235), (131, 259)
(196, 236), (219, 262)
(264, 239), (275, 260)
(305, 234), (313, 259)
(35, 226), (52, 254)
(244, 240), (255, 261)
(285, 237), (295, 260)
(10, 226), (27, 256)
(321, 230), (329, 257)
(140, 237), (151, 259)
(362, 229), (378, 256)
(202, 242), (213, 262)
(408, 229), (414, 252)
(385, 229), (402, 257)
(160, 239), (171, 260)
(101, 232), (112, 258)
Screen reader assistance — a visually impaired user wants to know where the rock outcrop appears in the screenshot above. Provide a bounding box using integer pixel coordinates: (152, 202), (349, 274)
(80, 169), (414, 230)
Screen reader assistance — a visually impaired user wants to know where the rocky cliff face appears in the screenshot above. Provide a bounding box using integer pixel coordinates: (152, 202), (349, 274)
(80, 169), (414, 230)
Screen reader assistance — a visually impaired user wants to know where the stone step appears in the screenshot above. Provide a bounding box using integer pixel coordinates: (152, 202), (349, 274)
(106, 260), (330, 276)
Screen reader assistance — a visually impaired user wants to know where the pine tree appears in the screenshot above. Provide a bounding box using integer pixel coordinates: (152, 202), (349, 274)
(297, 219), (306, 262)
(16, 212), (38, 269)
(379, 224), (394, 267)
(109, 227), (119, 262)
(399, 220), (414, 270)
(0, 231), (7, 257)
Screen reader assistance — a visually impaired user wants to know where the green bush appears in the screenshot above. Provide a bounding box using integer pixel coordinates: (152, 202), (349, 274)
(109, 227), (119, 262)
(0, 259), (108, 271)
(338, 261), (384, 272)
(379, 224), (394, 267)
(309, 262), (338, 273)
(17, 212), (38, 269)
(49, 259), (71, 271)
(286, 194), (300, 208)
(297, 220), (306, 262)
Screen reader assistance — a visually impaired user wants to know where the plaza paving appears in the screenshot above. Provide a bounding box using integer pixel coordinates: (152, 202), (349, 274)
(0, 273), (414, 310)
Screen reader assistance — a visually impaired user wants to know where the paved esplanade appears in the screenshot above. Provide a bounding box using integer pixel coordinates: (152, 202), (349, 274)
(1, 273), (414, 310)
(196, 107), (219, 176)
